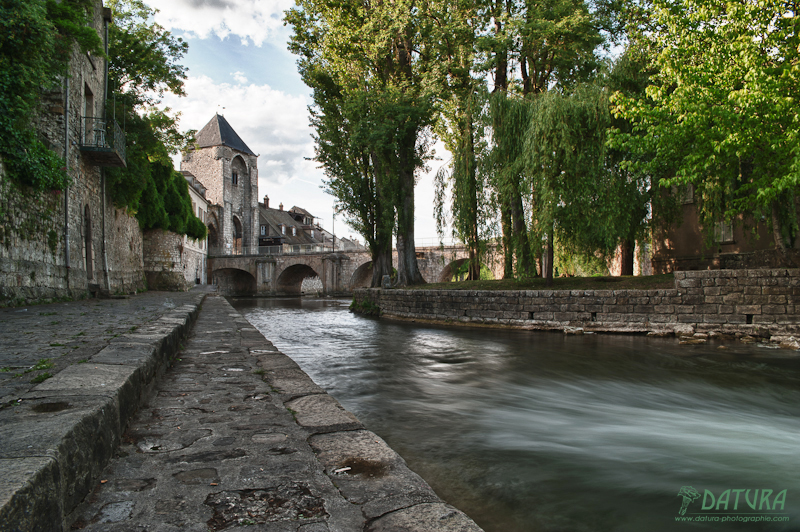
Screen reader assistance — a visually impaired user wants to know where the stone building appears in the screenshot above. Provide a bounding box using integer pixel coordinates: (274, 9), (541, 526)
(0, 1), (145, 306)
(651, 185), (783, 273)
(142, 173), (209, 290)
(181, 115), (259, 256)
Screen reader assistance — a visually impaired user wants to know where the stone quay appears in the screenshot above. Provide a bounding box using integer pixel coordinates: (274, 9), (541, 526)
(0, 288), (482, 532)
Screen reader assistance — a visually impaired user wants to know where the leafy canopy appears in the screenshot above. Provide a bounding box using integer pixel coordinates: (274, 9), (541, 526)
(0, 0), (101, 191)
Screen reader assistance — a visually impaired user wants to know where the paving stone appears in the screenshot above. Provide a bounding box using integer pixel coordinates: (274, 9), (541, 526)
(61, 294), (482, 532)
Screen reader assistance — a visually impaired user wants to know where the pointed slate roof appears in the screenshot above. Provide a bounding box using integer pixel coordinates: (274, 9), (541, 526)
(195, 114), (256, 156)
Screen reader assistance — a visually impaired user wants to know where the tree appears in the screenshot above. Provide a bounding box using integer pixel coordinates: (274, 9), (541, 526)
(483, 0), (610, 279)
(0, 0), (101, 190)
(431, 0), (493, 280)
(523, 85), (615, 284)
(287, 0), (434, 286)
(611, 0), (800, 255)
(103, 0), (203, 239)
(307, 68), (396, 287)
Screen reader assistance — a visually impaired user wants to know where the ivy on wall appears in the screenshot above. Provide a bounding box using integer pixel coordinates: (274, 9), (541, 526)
(0, 0), (101, 191)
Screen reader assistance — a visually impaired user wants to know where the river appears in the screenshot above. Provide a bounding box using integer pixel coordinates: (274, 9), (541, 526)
(231, 297), (800, 532)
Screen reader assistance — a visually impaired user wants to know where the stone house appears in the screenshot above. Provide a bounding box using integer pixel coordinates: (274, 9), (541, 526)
(0, 1), (146, 305)
(257, 199), (324, 252)
(651, 185), (782, 273)
(181, 114), (259, 256)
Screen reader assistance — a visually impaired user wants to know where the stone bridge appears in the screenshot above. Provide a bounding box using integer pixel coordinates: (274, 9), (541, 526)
(208, 245), (504, 296)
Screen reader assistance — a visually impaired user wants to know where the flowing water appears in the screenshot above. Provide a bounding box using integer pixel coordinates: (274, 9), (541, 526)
(231, 297), (800, 532)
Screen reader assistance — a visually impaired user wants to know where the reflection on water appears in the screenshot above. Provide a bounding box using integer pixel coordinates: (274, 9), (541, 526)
(231, 297), (800, 532)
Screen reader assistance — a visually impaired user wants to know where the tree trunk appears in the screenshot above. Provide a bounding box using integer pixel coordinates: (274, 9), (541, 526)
(511, 187), (533, 276)
(619, 238), (635, 276)
(544, 229), (554, 286)
(370, 245), (393, 287)
(395, 164), (425, 286)
(501, 204), (513, 278)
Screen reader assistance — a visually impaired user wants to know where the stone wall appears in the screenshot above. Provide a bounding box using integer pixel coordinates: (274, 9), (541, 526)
(353, 269), (800, 337)
(0, 3), (146, 307)
(143, 230), (205, 291)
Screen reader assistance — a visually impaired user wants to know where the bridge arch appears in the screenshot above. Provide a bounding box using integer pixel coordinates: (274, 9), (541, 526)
(277, 263), (321, 295)
(350, 261), (373, 289)
(213, 267), (256, 296)
(438, 258), (495, 283)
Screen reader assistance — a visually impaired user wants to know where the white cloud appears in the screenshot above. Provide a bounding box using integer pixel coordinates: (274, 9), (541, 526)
(149, 0), (293, 46)
(231, 71), (248, 84)
(162, 75), (317, 187)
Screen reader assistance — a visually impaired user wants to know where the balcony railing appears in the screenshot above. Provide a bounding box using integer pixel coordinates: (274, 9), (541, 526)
(79, 116), (127, 167)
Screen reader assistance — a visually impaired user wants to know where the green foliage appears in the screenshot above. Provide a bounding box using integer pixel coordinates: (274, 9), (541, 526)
(610, 0), (800, 249)
(287, 0), (435, 286)
(104, 0), (201, 238)
(0, 0), (100, 191)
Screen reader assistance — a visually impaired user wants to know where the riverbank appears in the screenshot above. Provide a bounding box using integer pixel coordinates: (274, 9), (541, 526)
(353, 269), (800, 344)
(0, 289), (482, 531)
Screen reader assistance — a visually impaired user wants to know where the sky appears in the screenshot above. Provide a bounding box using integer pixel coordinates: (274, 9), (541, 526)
(145, 0), (449, 244)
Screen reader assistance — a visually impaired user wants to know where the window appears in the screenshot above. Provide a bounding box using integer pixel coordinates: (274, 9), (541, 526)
(292, 227), (297, 236)
(260, 225), (266, 236)
(310, 230), (315, 238)
(280, 225), (285, 235)
(232, 171), (238, 186)
(714, 220), (734, 243)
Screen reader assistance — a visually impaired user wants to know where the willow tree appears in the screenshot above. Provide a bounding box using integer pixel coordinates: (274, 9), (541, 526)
(287, 0), (433, 286)
(482, 0), (609, 278)
(523, 86), (616, 284)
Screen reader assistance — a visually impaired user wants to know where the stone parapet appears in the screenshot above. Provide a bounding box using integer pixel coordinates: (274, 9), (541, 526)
(353, 269), (800, 337)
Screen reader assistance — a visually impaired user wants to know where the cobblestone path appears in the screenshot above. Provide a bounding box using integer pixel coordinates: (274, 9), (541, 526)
(68, 294), (482, 532)
(0, 290), (207, 405)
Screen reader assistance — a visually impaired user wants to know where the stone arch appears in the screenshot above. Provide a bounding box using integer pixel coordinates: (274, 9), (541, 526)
(276, 264), (320, 295)
(350, 261), (373, 289)
(232, 215), (243, 254)
(231, 155), (248, 187)
(213, 267), (256, 296)
(438, 258), (494, 282)
(206, 211), (220, 250)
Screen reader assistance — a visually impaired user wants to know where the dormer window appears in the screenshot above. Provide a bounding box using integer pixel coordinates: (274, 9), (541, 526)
(310, 230), (315, 238)
(280, 224), (285, 235)
(232, 171), (239, 186)
(292, 227), (297, 236)
(260, 225), (266, 236)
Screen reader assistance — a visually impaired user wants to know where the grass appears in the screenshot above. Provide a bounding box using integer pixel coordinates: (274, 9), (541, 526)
(30, 359), (54, 372)
(30, 372), (53, 384)
(404, 274), (676, 292)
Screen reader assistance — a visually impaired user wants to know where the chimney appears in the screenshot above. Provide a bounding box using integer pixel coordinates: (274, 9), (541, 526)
(263, 195), (269, 208)
(279, 203), (283, 211)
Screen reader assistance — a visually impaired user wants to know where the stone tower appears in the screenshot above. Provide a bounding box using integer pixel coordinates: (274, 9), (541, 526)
(181, 114), (259, 254)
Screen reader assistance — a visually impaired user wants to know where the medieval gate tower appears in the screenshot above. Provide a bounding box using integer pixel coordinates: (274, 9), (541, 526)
(181, 114), (259, 254)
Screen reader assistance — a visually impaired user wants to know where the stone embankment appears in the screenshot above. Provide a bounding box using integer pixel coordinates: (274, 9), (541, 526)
(0, 290), (482, 532)
(353, 269), (800, 343)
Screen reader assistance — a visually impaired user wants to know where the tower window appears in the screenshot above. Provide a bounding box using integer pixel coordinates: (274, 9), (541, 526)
(232, 171), (239, 186)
